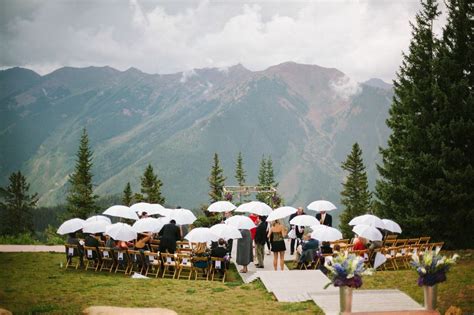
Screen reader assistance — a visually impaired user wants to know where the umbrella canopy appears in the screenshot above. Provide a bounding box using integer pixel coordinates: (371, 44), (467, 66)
(207, 201), (237, 213)
(307, 200), (337, 212)
(82, 220), (110, 234)
(148, 204), (170, 216)
(225, 215), (256, 230)
(105, 223), (137, 241)
(352, 224), (383, 241)
(381, 219), (402, 234)
(132, 218), (166, 233)
(103, 205), (139, 221)
(57, 218), (85, 235)
(266, 206), (297, 222)
(167, 208), (197, 225)
(349, 214), (385, 229)
(289, 215), (319, 227)
(235, 201), (272, 216)
(184, 227), (219, 243)
(85, 215), (112, 224)
(310, 225), (343, 242)
(210, 223), (242, 240)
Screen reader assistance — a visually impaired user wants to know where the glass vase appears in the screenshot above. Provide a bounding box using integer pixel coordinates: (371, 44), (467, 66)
(423, 285), (437, 310)
(339, 286), (353, 314)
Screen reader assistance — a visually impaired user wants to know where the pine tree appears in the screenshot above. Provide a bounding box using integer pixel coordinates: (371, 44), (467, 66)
(234, 152), (246, 187)
(140, 164), (165, 204)
(339, 143), (373, 238)
(0, 171), (38, 235)
(256, 155), (267, 202)
(122, 182), (133, 206)
(66, 128), (99, 219)
(208, 153), (226, 203)
(431, 0), (474, 248)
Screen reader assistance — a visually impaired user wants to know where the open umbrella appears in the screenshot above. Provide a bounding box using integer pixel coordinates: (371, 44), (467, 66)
(352, 224), (383, 241)
(310, 225), (343, 242)
(349, 214), (385, 229)
(225, 215), (256, 230)
(105, 223), (136, 241)
(289, 215), (319, 227)
(85, 215), (112, 224)
(207, 201), (237, 213)
(184, 227), (219, 243)
(57, 218), (85, 235)
(235, 201), (272, 216)
(210, 223), (242, 240)
(266, 206), (297, 222)
(381, 219), (402, 234)
(148, 204), (170, 216)
(167, 208), (197, 225)
(103, 205), (139, 221)
(307, 200), (337, 212)
(132, 218), (166, 233)
(82, 220), (110, 234)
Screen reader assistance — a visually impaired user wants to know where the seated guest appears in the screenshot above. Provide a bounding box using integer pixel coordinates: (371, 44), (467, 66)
(66, 232), (84, 267)
(353, 236), (368, 251)
(105, 235), (115, 248)
(320, 241), (333, 254)
(135, 232), (152, 251)
(84, 233), (100, 261)
(298, 234), (319, 266)
(333, 244), (341, 254)
(192, 242), (210, 269)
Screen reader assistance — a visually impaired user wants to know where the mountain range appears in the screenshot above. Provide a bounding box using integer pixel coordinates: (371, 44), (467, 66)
(0, 62), (393, 222)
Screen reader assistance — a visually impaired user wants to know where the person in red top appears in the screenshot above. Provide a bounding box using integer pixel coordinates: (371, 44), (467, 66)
(353, 236), (368, 251)
(249, 213), (258, 240)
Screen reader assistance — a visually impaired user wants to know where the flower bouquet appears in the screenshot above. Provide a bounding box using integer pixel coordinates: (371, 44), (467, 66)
(411, 250), (459, 286)
(324, 253), (373, 289)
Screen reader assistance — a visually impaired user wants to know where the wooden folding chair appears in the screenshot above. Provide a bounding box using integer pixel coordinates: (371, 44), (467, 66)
(150, 244), (159, 252)
(209, 257), (227, 282)
(98, 247), (115, 272)
(83, 246), (100, 271)
(418, 236), (431, 245)
(177, 241), (191, 249)
(64, 244), (81, 270)
(176, 253), (193, 280)
(128, 249), (145, 275)
(143, 251), (161, 278)
(161, 253), (177, 278)
(114, 249), (131, 274)
(192, 256), (210, 280)
(395, 239), (408, 247)
(382, 246), (398, 270)
(383, 238), (397, 248)
(407, 238), (419, 246)
(430, 242), (444, 253)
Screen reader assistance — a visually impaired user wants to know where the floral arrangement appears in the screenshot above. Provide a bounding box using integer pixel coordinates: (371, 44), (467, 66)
(324, 253), (373, 289)
(224, 192), (233, 201)
(411, 250), (459, 286)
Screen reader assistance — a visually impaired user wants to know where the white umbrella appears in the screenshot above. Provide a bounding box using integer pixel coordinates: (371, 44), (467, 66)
(85, 215), (112, 224)
(225, 215), (256, 230)
(352, 224), (383, 241)
(210, 223), (242, 240)
(184, 227), (219, 243)
(105, 223), (137, 241)
(82, 220), (110, 234)
(235, 201), (272, 216)
(381, 219), (402, 233)
(310, 225), (343, 242)
(289, 215), (319, 227)
(57, 218), (85, 235)
(167, 208), (197, 225)
(103, 205), (139, 221)
(148, 204), (171, 216)
(208, 201), (237, 213)
(266, 206), (297, 222)
(132, 218), (166, 233)
(307, 200), (337, 212)
(349, 214), (385, 229)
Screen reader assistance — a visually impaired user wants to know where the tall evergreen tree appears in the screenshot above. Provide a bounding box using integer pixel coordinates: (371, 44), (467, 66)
(339, 143), (373, 238)
(122, 182), (133, 206)
(140, 164), (165, 204)
(66, 128), (99, 219)
(0, 171), (38, 235)
(256, 155), (267, 202)
(234, 152), (246, 187)
(208, 153), (226, 203)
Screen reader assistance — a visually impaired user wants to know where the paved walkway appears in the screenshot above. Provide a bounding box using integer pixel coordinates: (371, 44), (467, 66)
(0, 245), (64, 252)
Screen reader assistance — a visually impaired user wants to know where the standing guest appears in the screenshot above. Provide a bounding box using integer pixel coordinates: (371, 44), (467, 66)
(236, 229), (253, 273)
(289, 207), (305, 255)
(67, 232), (84, 268)
(223, 211), (234, 256)
(268, 220), (287, 271)
(159, 219), (181, 254)
(316, 211), (332, 227)
(254, 216), (268, 268)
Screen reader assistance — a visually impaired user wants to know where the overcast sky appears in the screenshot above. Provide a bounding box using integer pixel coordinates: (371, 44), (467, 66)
(0, 0), (447, 82)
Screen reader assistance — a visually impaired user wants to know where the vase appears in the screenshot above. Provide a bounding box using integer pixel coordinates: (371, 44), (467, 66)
(339, 286), (353, 314)
(423, 285), (437, 311)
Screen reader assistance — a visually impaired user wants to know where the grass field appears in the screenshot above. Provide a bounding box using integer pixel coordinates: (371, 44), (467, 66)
(0, 251), (472, 314)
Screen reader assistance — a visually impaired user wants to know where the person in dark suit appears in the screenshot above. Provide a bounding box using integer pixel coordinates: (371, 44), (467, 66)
(159, 219), (181, 254)
(289, 207), (305, 255)
(254, 216), (268, 268)
(66, 232), (84, 267)
(84, 233), (100, 261)
(211, 238), (228, 258)
(316, 211), (332, 227)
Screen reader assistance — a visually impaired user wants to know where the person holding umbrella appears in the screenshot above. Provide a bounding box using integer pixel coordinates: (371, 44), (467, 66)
(289, 207), (305, 255)
(254, 216), (268, 268)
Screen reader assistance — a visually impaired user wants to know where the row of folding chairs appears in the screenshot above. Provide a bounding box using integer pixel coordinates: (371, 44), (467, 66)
(64, 244), (227, 282)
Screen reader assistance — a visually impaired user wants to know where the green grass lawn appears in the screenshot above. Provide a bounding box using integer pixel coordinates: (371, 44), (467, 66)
(0, 251), (472, 314)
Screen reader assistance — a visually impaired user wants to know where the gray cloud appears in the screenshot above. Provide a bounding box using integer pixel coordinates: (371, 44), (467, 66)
(0, 0), (447, 82)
